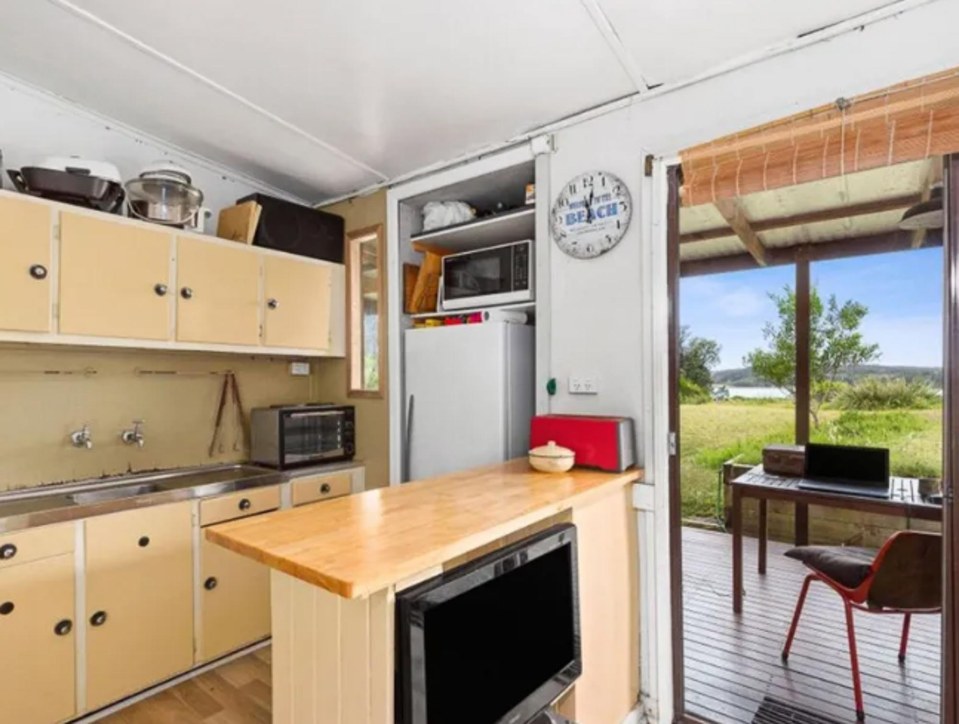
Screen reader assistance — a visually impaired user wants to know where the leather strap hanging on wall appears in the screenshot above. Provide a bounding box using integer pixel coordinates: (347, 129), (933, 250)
(680, 67), (959, 206)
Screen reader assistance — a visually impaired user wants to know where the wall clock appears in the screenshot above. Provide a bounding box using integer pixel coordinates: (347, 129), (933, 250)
(550, 171), (632, 259)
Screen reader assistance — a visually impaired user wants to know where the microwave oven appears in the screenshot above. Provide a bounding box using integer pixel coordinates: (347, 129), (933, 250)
(441, 239), (533, 311)
(250, 404), (355, 469)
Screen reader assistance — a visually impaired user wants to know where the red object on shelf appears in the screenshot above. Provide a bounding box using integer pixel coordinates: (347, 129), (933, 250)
(529, 415), (636, 472)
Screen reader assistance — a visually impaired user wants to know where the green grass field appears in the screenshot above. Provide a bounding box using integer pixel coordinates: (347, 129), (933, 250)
(680, 400), (943, 519)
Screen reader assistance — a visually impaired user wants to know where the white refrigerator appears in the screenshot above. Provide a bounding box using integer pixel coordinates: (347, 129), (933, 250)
(404, 321), (534, 481)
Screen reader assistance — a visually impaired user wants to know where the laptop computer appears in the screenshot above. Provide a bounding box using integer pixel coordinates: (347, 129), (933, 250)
(797, 443), (891, 499)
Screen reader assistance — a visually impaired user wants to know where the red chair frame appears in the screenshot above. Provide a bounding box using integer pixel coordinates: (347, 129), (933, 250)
(781, 532), (942, 722)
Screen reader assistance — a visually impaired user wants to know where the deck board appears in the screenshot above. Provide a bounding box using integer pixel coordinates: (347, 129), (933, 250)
(682, 527), (942, 723)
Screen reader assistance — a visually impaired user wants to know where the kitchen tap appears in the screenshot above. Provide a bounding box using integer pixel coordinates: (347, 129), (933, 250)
(121, 420), (145, 448)
(70, 424), (93, 450)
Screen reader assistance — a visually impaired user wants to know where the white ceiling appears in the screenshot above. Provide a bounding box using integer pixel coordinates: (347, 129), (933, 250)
(0, 0), (902, 201)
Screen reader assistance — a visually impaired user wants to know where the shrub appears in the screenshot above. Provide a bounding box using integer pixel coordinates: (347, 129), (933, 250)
(679, 376), (711, 404)
(835, 377), (940, 410)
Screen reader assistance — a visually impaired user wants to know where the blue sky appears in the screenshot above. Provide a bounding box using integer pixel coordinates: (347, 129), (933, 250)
(680, 247), (944, 370)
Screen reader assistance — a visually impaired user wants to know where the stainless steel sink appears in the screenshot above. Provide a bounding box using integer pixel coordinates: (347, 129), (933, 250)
(68, 482), (163, 505)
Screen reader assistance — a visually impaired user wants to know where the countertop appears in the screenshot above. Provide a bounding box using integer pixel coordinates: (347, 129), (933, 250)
(206, 459), (643, 599)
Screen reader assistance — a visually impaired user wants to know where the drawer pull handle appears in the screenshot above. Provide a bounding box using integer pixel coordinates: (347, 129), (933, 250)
(267, 298), (279, 310)
(54, 619), (73, 636)
(0, 543), (16, 560)
(0, 601), (13, 616)
(138, 536), (150, 548)
(154, 283), (168, 297)
(204, 576), (218, 591)
(238, 498), (252, 511)
(320, 483), (331, 494)
(180, 287), (194, 300)
(29, 264), (48, 280)
(90, 611), (107, 627)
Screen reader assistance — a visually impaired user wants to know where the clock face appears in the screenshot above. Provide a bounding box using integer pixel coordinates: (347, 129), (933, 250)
(550, 171), (632, 259)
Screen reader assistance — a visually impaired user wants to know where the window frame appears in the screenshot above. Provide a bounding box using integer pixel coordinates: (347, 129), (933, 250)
(346, 223), (385, 398)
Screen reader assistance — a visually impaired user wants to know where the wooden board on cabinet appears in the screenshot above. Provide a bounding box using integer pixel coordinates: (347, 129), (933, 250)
(217, 201), (262, 244)
(175, 236), (261, 346)
(0, 195), (52, 333)
(84, 501), (194, 711)
(59, 212), (173, 340)
(263, 255), (332, 350)
(0, 553), (76, 724)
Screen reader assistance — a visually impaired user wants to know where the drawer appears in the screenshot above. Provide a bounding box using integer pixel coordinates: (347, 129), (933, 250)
(0, 523), (74, 569)
(200, 485), (280, 526)
(291, 472), (352, 506)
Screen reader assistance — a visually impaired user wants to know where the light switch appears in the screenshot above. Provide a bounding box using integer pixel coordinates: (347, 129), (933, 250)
(290, 361), (311, 376)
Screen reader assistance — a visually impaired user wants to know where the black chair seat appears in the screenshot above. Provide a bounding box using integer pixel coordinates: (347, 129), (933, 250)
(785, 545), (875, 589)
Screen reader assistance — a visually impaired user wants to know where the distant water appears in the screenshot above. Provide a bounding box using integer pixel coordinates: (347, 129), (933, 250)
(719, 386), (791, 400)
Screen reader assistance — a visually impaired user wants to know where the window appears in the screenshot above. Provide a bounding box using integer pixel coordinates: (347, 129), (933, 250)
(347, 225), (384, 396)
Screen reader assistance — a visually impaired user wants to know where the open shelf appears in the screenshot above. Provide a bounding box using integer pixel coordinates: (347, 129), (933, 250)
(409, 301), (535, 320)
(409, 206), (534, 253)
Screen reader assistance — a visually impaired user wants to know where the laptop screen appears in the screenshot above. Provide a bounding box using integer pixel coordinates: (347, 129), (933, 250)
(804, 443), (890, 487)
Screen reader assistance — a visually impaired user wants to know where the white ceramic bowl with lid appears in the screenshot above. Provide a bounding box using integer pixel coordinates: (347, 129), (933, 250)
(528, 441), (575, 473)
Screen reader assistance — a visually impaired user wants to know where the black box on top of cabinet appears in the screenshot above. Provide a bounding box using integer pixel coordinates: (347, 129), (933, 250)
(237, 193), (345, 263)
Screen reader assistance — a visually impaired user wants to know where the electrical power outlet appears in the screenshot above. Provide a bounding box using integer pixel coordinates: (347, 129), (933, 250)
(290, 361), (311, 376)
(568, 376), (599, 394)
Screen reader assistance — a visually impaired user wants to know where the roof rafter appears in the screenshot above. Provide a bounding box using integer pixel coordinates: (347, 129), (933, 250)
(712, 197), (766, 266)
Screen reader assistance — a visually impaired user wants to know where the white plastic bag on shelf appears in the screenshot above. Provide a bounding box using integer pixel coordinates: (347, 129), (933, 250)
(422, 201), (475, 231)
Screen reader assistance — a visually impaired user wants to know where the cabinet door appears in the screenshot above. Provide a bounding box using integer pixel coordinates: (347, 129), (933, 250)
(197, 537), (270, 662)
(0, 195), (52, 332)
(176, 236), (260, 346)
(263, 255), (331, 350)
(0, 554), (76, 724)
(59, 212), (173, 340)
(85, 502), (193, 711)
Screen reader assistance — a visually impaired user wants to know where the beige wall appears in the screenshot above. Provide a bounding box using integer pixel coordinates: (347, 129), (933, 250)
(318, 191), (390, 489)
(0, 344), (319, 492)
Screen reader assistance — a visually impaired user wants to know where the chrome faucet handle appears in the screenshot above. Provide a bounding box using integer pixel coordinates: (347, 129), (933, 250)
(71, 425), (93, 450)
(121, 419), (145, 448)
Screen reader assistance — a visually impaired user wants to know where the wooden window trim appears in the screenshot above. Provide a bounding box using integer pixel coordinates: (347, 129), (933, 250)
(346, 224), (385, 399)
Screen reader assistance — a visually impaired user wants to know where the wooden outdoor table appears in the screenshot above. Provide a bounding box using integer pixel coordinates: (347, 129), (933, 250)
(729, 465), (943, 614)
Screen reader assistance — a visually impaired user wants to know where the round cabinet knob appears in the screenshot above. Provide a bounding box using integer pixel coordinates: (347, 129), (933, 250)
(138, 536), (150, 548)
(0, 601), (14, 616)
(54, 619), (73, 636)
(320, 483), (331, 494)
(29, 264), (48, 280)
(204, 577), (218, 591)
(90, 610), (107, 627)
(0, 543), (17, 560)
(267, 298), (279, 310)
(238, 498), (252, 511)
(154, 283), (168, 297)
(180, 287), (194, 300)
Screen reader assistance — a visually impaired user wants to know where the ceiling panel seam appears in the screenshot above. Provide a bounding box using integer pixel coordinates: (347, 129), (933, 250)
(45, 0), (390, 182)
(577, 0), (649, 92)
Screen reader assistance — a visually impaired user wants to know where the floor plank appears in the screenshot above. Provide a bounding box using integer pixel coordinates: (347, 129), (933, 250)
(683, 527), (942, 723)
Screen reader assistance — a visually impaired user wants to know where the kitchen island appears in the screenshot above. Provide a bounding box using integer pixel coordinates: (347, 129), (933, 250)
(207, 459), (642, 724)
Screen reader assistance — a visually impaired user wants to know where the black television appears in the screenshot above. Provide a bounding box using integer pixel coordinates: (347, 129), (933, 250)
(395, 524), (581, 724)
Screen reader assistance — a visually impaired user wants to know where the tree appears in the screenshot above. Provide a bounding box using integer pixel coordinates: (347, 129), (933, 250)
(680, 326), (721, 391)
(744, 285), (880, 426)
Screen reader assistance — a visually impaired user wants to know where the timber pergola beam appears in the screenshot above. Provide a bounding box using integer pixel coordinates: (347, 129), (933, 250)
(912, 158), (944, 249)
(683, 193), (922, 245)
(713, 197), (767, 266)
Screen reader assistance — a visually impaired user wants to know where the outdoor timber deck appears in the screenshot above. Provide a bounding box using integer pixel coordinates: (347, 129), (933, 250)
(683, 527), (941, 724)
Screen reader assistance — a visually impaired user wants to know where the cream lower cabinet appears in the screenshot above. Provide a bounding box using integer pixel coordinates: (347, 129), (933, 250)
(84, 501), (194, 711)
(0, 195), (52, 333)
(290, 470), (353, 506)
(263, 254), (332, 350)
(0, 553), (76, 724)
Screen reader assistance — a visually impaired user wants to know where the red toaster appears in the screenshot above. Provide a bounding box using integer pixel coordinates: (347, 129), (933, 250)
(529, 415), (636, 472)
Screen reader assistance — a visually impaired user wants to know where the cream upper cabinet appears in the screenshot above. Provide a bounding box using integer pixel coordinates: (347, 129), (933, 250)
(84, 502), (194, 711)
(0, 195), (52, 333)
(0, 553), (76, 724)
(176, 236), (261, 346)
(263, 255), (332, 350)
(59, 212), (173, 340)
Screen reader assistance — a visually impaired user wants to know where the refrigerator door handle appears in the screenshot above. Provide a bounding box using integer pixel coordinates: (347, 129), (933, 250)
(404, 394), (415, 482)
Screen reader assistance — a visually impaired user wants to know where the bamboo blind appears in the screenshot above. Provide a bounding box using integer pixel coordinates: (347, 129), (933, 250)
(680, 67), (959, 206)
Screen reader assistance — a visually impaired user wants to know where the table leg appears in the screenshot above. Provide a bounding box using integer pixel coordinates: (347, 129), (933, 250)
(795, 503), (810, 546)
(732, 487), (743, 614)
(758, 498), (768, 575)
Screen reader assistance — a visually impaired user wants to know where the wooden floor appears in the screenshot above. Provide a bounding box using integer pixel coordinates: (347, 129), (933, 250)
(683, 527), (942, 724)
(98, 646), (271, 723)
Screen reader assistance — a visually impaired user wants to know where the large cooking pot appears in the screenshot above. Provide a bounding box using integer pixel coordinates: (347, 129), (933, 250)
(125, 161), (204, 227)
(7, 156), (125, 213)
